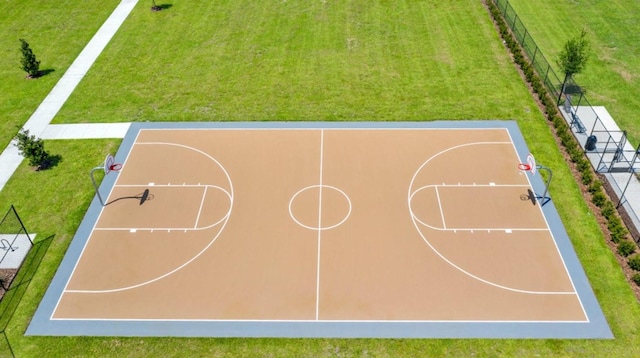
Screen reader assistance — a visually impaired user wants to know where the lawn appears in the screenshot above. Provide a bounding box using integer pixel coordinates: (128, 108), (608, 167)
(0, 0), (121, 150)
(1, 0), (640, 356)
(53, 1), (537, 123)
(507, 0), (640, 146)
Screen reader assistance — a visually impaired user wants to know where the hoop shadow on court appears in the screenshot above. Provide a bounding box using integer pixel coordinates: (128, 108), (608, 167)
(106, 189), (153, 206)
(520, 188), (537, 206)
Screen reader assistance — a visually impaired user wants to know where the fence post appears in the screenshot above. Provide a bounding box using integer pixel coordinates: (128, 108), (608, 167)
(10, 205), (32, 245)
(531, 40), (538, 64)
(498, 0), (506, 15)
(1, 331), (14, 358)
(521, 27), (528, 47)
(557, 73), (568, 105)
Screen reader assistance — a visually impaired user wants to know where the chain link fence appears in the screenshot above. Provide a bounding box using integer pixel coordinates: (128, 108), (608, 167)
(494, 0), (563, 99)
(491, 0), (640, 241)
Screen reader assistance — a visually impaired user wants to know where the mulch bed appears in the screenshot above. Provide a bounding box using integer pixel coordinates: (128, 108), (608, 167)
(0, 269), (18, 300)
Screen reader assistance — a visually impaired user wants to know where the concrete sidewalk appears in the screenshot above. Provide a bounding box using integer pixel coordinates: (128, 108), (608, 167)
(41, 123), (131, 140)
(0, 0), (138, 191)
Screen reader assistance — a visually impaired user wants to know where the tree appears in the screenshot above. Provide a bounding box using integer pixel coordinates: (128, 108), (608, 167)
(14, 128), (50, 169)
(19, 39), (41, 78)
(557, 29), (591, 79)
(557, 29), (590, 102)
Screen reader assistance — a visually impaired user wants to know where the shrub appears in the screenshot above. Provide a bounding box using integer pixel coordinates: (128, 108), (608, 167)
(607, 215), (623, 230)
(13, 128), (50, 168)
(618, 240), (637, 257)
(544, 100), (557, 116)
(592, 191), (607, 207)
(554, 118), (569, 132)
(610, 222), (628, 244)
(19, 39), (40, 78)
(537, 87), (548, 101)
(568, 146), (582, 163)
(577, 159), (590, 172)
(633, 273), (640, 286)
(601, 201), (616, 219)
(628, 254), (640, 271)
(588, 180), (602, 194)
(560, 131), (574, 147)
(581, 170), (593, 186)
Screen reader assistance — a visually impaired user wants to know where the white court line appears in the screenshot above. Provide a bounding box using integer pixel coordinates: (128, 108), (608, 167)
(431, 183), (530, 188)
(410, 183), (548, 232)
(194, 186), (208, 229)
(505, 131), (588, 320)
(140, 127), (512, 132)
(114, 184), (222, 188)
(315, 129), (324, 321)
(94, 184), (231, 231)
(434, 186), (446, 230)
(50, 317), (589, 323)
(288, 185), (352, 231)
(408, 141), (577, 295)
(61, 140), (235, 295)
(51, 129), (145, 319)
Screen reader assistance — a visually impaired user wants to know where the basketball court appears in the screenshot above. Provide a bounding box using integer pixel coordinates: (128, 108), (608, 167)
(28, 121), (612, 338)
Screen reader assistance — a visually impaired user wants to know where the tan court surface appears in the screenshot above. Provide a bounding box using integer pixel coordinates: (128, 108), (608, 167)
(54, 128), (585, 322)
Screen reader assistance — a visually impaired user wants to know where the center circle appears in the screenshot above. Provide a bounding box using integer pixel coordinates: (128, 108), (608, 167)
(289, 185), (351, 231)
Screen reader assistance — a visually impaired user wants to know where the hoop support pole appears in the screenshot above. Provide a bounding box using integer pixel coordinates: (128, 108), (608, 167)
(535, 165), (552, 206)
(90, 166), (106, 206)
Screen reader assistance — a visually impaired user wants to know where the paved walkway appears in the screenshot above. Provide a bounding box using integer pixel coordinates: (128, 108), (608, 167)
(0, 0), (138, 191)
(41, 123), (131, 140)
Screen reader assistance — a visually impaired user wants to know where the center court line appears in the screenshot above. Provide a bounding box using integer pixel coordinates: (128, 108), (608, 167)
(315, 129), (324, 321)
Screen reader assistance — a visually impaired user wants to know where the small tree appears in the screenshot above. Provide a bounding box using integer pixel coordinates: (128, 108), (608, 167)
(557, 29), (591, 78)
(14, 128), (50, 169)
(557, 29), (590, 99)
(19, 39), (41, 78)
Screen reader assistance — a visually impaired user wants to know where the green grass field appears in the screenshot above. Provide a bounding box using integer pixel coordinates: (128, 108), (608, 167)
(53, 1), (536, 123)
(1, 0), (640, 356)
(507, 0), (640, 145)
(0, 0), (121, 150)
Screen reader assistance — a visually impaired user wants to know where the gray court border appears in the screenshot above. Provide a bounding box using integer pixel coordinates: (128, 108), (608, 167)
(27, 120), (613, 338)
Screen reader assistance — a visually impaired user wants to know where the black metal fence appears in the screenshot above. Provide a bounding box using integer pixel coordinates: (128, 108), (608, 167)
(491, 0), (640, 240)
(492, 0), (639, 173)
(493, 0), (563, 99)
(0, 206), (32, 292)
(0, 206), (50, 358)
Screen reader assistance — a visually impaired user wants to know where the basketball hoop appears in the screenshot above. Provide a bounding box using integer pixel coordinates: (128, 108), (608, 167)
(104, 154), (122, 175)
(91, 153), (122, 206)
(517, 163), (531, 171)
(518, 153), (537, 175)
